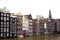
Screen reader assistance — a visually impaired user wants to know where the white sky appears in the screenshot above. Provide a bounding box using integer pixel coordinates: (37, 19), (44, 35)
(0, 0), (60, 19)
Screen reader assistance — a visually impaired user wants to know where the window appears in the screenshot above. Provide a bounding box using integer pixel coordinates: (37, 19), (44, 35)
(1, 28), (3, 32)
(10, 22), (12, 24)
(1, 13), (3, 16)
(15, 26), (16, 28)
(4, 14), (6, 16)
(4, 17), (6, 21)
(10, 28), (12, 31)
(7, 25), (9, 27)
(15, 22), (16, 25)
(7, 17), (9, 20)
(1, 17), (3, 20)
(7, 28), (9, 32)
(4, 33), (6, 37)
(13, 20), (14, 22)
(10, 25), (12, 27)
(1, 22), (3, 24)
(28, 20), (32, 22)
(7, 14), (9, 16)
(1, 33), (3, 37)
(10, 34), (12, 36)
(4, 24), (6, 27)
(4, 22), (6, 24)
(7, 22), (9, 25)
(40, 28), (44, 32)
(10, 18), (12, 21)
(1, 24), (3, 27)
(7, 33), (9, 36)
(13, 24), (14, 26)
(4, 28), (6, 32)
(15, 19), (17, 21)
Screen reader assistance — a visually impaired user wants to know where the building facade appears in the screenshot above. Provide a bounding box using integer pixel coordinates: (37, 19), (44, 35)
(22, 15), (29, 36)
(0, 12), (17, 38)
(39, 19), (45, 35)
(27, 14), (33, 36)
(22, 14), (33, 36)
(46, 19), (55, 34)
(10, 14), (17, 37)
(33, 19), (38, 35)
(54, 19), (60, 33)
(16, 13), (23, 37)
(36, 15), (45, 35)
(0, 12), (10, 38)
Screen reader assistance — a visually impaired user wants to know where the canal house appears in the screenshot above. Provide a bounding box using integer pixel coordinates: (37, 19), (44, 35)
(39, 19), (45, 35)
(33, 19), (38, 35)
(22, 14), (33, 36)
(10, 14), (17, 37)
(0, 12), (17, 38)
(16, 12), (23, 37)
(0, 7), (17, 38)
(36, 15), (45, 35)
(0, 12), (10, 38)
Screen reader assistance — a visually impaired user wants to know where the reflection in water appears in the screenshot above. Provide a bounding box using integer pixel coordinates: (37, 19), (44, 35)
(0, 34), (60, 40)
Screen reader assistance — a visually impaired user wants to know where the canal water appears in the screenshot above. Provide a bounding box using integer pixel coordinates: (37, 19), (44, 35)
(0, 34), (60, 40)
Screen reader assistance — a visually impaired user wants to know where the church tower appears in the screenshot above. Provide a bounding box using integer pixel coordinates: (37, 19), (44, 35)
(49, 9), (52, 20)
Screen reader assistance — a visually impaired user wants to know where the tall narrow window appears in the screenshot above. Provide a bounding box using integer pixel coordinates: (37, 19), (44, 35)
(7, 33), (9, 36)
(4, 17), (6, 21)
(1, 17), (3, 20)
(7, 14), (9, 16)
(7, 22), (9, 25)
(1, 33), (3, 37)
(7, 17), (9, 20)
(4, 24), (6, 27)
(7, 28), (9, 32)
(1, 24), (3, 27)
(7, 25), (9, 27)
(1, 13), (3, 16)
(4, 14), (6, 16)
(4, 22), (6, 24)
(1, 28), (3, 32)
(4, 28), (6, 32)
(1, 22), (3, 24)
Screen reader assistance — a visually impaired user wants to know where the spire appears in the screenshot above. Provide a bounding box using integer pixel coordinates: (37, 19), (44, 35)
(49, 9), (52, 19)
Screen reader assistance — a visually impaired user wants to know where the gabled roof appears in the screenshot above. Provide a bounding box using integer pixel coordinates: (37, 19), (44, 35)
(25, 14), (32, 19)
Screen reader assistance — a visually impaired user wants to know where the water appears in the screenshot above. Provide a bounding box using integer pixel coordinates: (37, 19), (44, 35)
(0, 34), (60, 40)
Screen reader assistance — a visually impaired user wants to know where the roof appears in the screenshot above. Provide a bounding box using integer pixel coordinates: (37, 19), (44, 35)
(25, 14), (32, 19)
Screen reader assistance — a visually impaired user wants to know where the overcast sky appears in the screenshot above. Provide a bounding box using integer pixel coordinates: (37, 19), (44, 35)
(0, 0), (60, 19)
